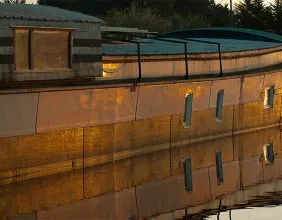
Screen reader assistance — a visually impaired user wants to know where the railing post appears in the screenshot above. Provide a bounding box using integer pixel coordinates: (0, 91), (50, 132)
(184, 42), (189, 79)
(102, 35), (142, 82)
(218, 43), (223, 77)
(104, 32), (189, 80)
(137, 42), (142, 82)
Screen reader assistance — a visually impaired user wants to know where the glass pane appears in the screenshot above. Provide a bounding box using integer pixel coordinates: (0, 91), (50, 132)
(15, 29), (29, 70)
(33, 30), (69, 70)
(216, 90), (224, 121)
(268, 86), (274, 108)
(184, 94), (193, 127)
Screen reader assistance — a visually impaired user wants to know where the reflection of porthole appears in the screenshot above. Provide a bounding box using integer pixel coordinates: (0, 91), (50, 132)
(263, 143), (274, 164)
(216, 90), (224, 122)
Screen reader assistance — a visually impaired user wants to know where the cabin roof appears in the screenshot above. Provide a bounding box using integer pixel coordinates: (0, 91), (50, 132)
(0, 3), (104, 23)
(163, 27), (282, 43)
(102, 28), (282, 55)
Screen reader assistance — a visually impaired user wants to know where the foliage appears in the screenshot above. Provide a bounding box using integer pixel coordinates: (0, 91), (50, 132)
(35, 0), (282, 33)
(102, 2), (210, 33)
(271, 0), (282, 31)
(234, 0), (273, 30)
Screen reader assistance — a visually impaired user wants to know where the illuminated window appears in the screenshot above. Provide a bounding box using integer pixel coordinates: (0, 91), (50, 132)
(184, 93), (193, 127)
(264, 86), (275, 109)
(216, 90), (224, 121)
(14, 28), (72, 72)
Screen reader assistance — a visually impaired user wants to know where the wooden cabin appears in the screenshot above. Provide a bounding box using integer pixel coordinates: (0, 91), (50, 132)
(0, 3), (103, 82)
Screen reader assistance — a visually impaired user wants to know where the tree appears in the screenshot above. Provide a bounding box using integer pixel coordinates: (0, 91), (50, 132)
(36, 0), (231, 30)
(207, 2), (231, 27)
(2, 0), (26, 3)
(102, 2), (210, 33)
(234, 0), (273, 30)
(271, 0), (282, 32)
(37, 0), (132, 16)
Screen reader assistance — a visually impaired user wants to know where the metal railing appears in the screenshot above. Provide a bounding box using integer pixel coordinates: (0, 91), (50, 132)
(102, 36), (142, 82)
(103, 32), (189, 80)
(164, 36), (223, 76)
(103, 31), (224, 81)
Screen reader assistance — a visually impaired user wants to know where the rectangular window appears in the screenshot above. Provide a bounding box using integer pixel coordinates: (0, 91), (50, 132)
(264, 86), (275, 109)
(184, 93), (193, 127)
(14, 28), (72, 72)
(216, 90), (224, 121)
(263, 143), (274, 164)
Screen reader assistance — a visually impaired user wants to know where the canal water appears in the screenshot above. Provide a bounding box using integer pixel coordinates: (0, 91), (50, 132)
(150, 179), (282, 219)
(1, 126), (282, 219)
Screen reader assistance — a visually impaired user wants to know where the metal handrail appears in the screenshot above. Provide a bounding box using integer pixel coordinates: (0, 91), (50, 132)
(103, 32), (189, 79)
(102, 36), (142, 81)
(159, 33), (223, 76)
(165, 36), (223, 77)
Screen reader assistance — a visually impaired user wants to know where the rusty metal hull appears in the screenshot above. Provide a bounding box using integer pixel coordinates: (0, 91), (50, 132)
(1, 69), (282, 218)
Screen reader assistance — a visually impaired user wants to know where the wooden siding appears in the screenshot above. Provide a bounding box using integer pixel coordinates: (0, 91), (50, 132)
(0, 18), (102, 80)
(33, 30), (70, 70)
(14, 29), (29, 70)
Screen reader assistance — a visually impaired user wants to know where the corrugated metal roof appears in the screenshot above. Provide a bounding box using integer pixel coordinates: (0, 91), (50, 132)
(0, 3), (104, 23)
(163, 27), (282, 43)
(102, 28), (282, 55)
(102, 38), (282, 55)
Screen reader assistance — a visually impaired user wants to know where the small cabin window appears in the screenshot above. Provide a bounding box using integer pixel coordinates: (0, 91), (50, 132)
(14, 28), (72, 72)
(263, 143), (274, 164)
(216, 90), (224, 121)
(184, 93), (193, 127)
(264, 86), (275, 109)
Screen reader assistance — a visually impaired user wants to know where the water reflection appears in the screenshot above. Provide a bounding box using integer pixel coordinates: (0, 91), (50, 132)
(151, 180), (282, 220)
(1, 125), (282, 219)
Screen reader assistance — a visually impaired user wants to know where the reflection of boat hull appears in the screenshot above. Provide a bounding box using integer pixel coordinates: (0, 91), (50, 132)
(1, 70), (282, 218)
(35, 154), (282, 219)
